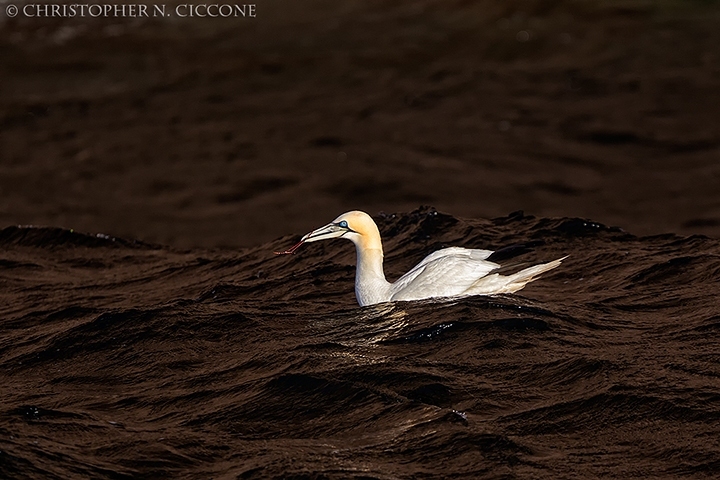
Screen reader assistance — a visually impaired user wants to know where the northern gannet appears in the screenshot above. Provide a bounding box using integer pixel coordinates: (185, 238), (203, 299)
(276, 211), (566, 307)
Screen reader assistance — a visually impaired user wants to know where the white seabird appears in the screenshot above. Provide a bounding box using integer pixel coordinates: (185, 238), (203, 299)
(276, 210), (566, 307)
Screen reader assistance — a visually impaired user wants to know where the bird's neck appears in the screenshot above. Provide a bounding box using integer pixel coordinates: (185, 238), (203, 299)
(356, 246), (386, 280)
(354, 246), (391, 306)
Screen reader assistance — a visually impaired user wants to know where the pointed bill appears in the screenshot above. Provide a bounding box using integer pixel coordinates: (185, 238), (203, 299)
(301, 223), (346, 243)
(274, 222), (348, 255)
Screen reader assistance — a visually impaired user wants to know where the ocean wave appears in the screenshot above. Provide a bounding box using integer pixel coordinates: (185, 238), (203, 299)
(1, 208), (719, 478)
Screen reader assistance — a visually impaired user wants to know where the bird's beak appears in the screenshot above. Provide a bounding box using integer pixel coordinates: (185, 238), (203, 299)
(301, 223), (347, 243)
(275, 221), (351, 255)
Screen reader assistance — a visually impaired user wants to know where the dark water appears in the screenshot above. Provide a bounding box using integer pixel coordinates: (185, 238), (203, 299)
(1, 207), (719, 479)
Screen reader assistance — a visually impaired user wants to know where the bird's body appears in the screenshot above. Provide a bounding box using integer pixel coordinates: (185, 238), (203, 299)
(277, 211), (566, 306)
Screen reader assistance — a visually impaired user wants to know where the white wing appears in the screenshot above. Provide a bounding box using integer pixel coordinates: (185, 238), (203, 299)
(389, 247), (499, 302)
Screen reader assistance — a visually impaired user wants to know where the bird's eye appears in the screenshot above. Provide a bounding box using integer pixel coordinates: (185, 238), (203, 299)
(339, 220), (348, 228)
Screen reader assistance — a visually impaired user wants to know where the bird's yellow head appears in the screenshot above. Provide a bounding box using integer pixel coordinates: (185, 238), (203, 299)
(301, 210), (382, 251)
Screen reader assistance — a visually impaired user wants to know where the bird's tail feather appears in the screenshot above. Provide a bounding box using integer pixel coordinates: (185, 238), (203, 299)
(503, 255), (567, 292)
(465, 256), (568, 295)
